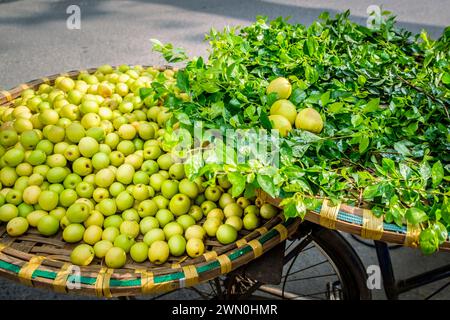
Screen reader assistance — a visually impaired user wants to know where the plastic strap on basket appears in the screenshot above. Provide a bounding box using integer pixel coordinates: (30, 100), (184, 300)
(53, 263), (72, 293)
(180, 265), (198, 288)
(203, 251), (218, 262)
(136, 269), (177, 294)
(319, 199), (340, 230)
(19, 84), (30, 91)
(248, 240), (263, 258)
(0, 244), (5, 253)
(217, 255), (232, 274)
(235, 239), (247, 248)
(274, 224), (288, 241)
(18, 256), (45, 286)
(95, 267), (113, 298)
(361, 209), (384, 240)
(0, 90), (12, 102)
(404, 222), (421, 248)
(41, 77), (51, 84)
(256, 227), (268, 235)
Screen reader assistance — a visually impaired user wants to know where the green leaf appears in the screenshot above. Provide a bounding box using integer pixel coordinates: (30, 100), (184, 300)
(419, 161), (431, 185)
(363, 184), (381, 200)
(431, 161), (444, 187)
(328, 102), (344, 113)
(257, 174), (277, 198)
(320, 91), (331, 106)
(260, 111), (272, 130)
(442, 72), (450, 85)
(399, 163), (412, 180)
(176, 70), (190, 92)
(227, 172), (246, 197)
(405, 207), (428, 225)
(359, 135), (370, 154)
(431, 222), (448, 244)
(139, 87), (152, 100)
(393, 141), (411, 156)
(363, 98), (380, 113)
(419, 228), (439, 255)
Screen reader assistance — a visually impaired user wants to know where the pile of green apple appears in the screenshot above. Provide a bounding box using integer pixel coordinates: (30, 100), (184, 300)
(0, 65), (279, 268)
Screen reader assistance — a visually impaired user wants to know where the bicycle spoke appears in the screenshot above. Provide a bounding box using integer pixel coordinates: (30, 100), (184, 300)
(285, 273), (337, 282)
(424, 281), (450, 300)
(282, 259), (329, 279)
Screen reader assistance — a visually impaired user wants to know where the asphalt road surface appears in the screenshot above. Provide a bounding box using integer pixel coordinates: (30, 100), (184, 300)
(0, 0), (449, 300)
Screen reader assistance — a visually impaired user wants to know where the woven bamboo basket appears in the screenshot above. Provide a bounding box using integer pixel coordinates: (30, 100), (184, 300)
(256, 190), (450, 252)
(0, 66), (302, 297)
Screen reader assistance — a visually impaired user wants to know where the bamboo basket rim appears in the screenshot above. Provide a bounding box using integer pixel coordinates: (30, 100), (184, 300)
(0, 65), (301, 297)
(256, 190), (450, 252)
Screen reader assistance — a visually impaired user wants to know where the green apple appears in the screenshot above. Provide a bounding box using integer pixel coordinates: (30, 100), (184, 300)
(137, 122), (154, 140)
(130, 242), (149, 263)
(16, 163), (33, 176)
(161, 180), (179, 199)
(149, 173), (166, 192)
(76, 181), (94, 198)
(224, 203), (243, 218)
(186, 238), (205, 258)
(143, 228), (165, 246)
(217, 175), (232, 189)
(17, 203), (34, 218)
(205, 186), (222, 202)
(115, 191), (134, 211)
(219, 193), (234, 209)
(202, 218), (221, 237)
(92, 152), (110, 170)
(66, 202), (90, 223)
(109, 151), (125, 167)
(38, 190), (58, 211)
(65, 122), (85, 143)
(141, 160), (159, 175)
(185, 225), (206, 240)
(62, 223), (85, 243)
(168, 234), (186, 257)
(63, 145), (80, 161)
(37, 214), (59, 236)
(139, 216), (159, 235)
(71, 244), (94, 266)
(138, 199), (158, 218)
(103, 215), (123, 229)
(6, 216), (29, 236)
(94, 240), (113, 258)
(188, 205), (203, 222)
(109, 182), (125, 197)
(116, 163), (135, 185)
(132, 183), (149, 200)
(59, 189), (78, 207)
(63, 173), (82, 189)
(20, 130), (40, 149)
(216, 224), (238, 245)
(244, 205), (260, 216)
(3, 148), (25, 167)
(102, 226), (120, 242)
(176, 214), (196, 231)
(113, 234), (135, 253)
(178, 179), (199, 199)
(92, 188), (109, 203)
(72, 157), (93, 176)
(117, 140), (135, 156)
(260, 203), (278, 219)
(0, 129), (18, 147)
(207, 208), (225, 221)
(120, 220), (140, 238)
(225, 216), (243, 231)
(0, 204), (19, 222)
(149, 240), (169, 264)
(168, 163), (185, 180)
(22, 185), (41, 205)
(83, 225), (103, 245)
(26, 210), (47, 227)
(94, 168), (115, 188)
(78, 137), (99, 158)
(169, 193), (191, 216)
(155, 209), (174, 227)
(46, 167), (68, 183)
(143, 145), (161, 160)
(132, 171), (150, 185)
(201, 200), (217, 215)
(26, 149), (47, 166)
(163, 221), (184, 239)
(243, 213), (260, 231)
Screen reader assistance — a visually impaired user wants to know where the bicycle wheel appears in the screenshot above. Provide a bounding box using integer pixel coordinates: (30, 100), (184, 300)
(225, 222), (372, 300)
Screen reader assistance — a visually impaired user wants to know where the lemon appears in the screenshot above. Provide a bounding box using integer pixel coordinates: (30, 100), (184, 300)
(270, 99), (297, 124)
(266, 77), (292, 99)
(268, 115), (292, 137)
(295, 108), (324, 133)
(70, 244), (95, 266)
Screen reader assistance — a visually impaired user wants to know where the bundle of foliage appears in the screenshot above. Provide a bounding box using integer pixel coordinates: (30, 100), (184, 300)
(144, 11), (450, 254)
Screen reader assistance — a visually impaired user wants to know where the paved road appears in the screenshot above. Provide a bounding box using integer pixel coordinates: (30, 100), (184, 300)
(0, 0), (449, 300)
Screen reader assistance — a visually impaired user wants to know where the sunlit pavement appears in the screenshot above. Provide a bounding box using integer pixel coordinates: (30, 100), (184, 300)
(0, 0), (449, 300)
